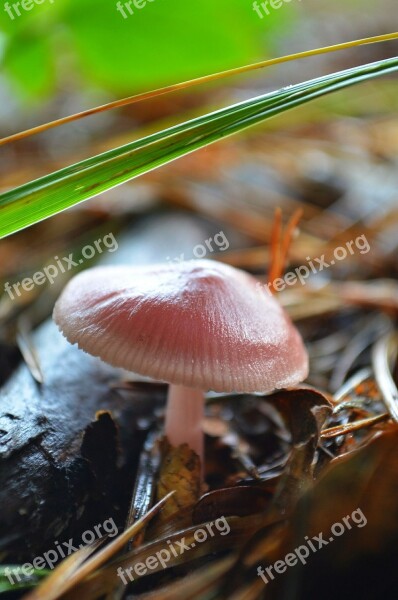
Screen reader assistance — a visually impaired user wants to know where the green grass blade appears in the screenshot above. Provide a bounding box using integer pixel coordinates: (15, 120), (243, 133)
(0, 56), (397, 239)
(2, 32), (397, 147)
(0, 566), (49, 593)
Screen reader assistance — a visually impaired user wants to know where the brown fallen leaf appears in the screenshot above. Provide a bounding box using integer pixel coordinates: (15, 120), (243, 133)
(267, 388), (332, 511)
(156, 438), (201, 522)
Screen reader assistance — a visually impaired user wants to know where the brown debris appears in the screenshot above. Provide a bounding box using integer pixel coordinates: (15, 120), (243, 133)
(156, 438), (201, 522)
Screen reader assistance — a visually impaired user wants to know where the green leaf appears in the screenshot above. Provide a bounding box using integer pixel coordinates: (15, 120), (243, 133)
(0, 565), (49, 593)
(3, 33), (55, 99)
(0, 0), (281, 98)
(59, 0), (287, 92)
(0, 56), (397, 239)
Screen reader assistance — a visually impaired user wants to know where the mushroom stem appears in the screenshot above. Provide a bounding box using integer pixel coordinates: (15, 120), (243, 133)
(164, 385), (204, 463)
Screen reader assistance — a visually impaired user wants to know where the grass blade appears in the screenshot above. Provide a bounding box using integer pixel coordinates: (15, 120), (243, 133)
(0, 56), (397, 240)
(0, 566), (49, 594)
(1, 32), (397, 147)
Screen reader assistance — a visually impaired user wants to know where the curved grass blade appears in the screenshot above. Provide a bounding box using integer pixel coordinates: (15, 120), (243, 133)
(1, 32), (397, 147)
(0, 56), (397, 240)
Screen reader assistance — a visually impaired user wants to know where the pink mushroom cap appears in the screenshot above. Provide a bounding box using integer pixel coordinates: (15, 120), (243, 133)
(53, 260), (308, 393)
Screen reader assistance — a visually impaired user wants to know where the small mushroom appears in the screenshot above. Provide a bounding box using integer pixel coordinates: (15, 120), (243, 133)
(53, 260), (308, 466)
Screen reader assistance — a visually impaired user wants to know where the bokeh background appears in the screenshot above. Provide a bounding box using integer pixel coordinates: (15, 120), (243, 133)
(1, 2), (398, 598)
(1, 0), (397, 166)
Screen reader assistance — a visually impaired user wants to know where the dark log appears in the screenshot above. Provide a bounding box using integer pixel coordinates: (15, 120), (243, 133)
(0, 213), (217, 562)
(0, 319), (164, 561)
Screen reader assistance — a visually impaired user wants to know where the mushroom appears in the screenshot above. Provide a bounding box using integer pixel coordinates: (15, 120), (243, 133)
(53, 260), (308, 466)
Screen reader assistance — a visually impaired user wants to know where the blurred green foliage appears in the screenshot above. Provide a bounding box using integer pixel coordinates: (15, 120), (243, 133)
(0, 0), (295, 100)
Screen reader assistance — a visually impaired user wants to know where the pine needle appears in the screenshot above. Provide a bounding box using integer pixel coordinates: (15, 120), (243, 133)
(267, 208), (303, 292)
(1, 32), (397, 146)
(268, 208), (282, 291)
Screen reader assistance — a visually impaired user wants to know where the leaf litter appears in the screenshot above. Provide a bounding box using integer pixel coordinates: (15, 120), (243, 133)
(1, 85), (398, 600)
